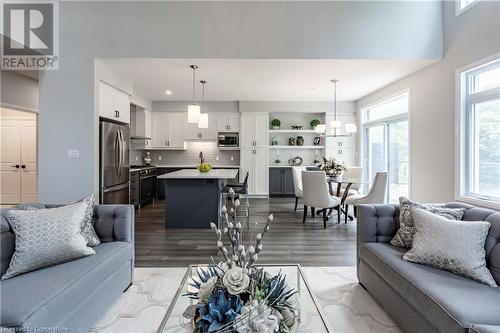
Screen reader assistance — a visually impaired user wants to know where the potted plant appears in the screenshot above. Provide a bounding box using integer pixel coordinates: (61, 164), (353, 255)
(271, 119), (281, 129)
(320, 157), (348, 178)
(310, 119), (321, 130)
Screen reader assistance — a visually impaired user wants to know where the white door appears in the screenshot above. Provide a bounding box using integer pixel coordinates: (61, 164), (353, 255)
(253, 148), (269, 194)
(20, 120), (37, 202)
(0, 120), (21, 204)
(240, 115), (255, 147)
(254, 114), (269, 147)
(217, 114), (229, 132)
(227, 114), (240, 132)
(151, 113), (169, 148)
(168, 114), (186, 148)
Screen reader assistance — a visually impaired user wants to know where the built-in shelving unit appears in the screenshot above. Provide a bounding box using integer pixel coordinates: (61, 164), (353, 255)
(268, 129), (317, 134)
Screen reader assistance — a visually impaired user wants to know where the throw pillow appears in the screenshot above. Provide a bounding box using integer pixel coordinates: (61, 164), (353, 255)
(403, 209), (496, 287)
(390, 197), (466, 248)
(2, 203), (96, 280)
(78, 194), (101, 247)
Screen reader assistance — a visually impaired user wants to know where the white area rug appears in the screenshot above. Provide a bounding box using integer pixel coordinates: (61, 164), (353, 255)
(89, 267), (401, 333)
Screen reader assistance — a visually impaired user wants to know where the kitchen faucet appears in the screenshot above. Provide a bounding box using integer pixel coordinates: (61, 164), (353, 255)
(199, 151), (204, 163)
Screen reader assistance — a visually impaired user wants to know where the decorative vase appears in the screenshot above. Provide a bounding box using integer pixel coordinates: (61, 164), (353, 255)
(296, 136), (304, 146)
(288, 137), (296, 146)
(271, 137), (279, 146)
(313, 137), (321, 145)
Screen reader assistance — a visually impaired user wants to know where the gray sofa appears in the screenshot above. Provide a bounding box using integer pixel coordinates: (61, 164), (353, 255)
(0, 204), (135, 333)
(357, 202), (500, 333)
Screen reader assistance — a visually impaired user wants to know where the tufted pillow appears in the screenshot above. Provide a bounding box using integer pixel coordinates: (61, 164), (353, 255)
(2, 203), (95, 280)
(390, 197), (466, 248)
(404, 209), (496, 287)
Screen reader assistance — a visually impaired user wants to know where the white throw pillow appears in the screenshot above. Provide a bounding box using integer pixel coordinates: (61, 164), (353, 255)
(2, 202), (96, 280)
(403, 209), (496, 287)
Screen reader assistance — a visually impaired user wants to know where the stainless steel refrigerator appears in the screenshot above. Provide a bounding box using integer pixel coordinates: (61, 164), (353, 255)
(100, 120), (130, 204)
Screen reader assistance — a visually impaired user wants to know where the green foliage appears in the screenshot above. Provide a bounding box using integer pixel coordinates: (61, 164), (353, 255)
(310, 119), (321, 128)
(271, 119), (281, 127)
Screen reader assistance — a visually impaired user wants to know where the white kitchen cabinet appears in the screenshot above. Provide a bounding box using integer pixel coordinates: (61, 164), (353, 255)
(325, 135), (355, 166)
(185, 114), (217, 140)
(151, 112), (186, 149)
(216, 113), (240, 132)
(240, 114), (268, 148)
(133, 109), (152, 148)
(240, 148), (268, 196)
(98, 81), (130, 124)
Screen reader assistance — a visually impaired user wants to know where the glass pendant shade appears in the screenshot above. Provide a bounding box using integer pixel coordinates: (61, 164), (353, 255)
(188, 104), (200, 123)
(315, 124), (327, 134)
(345, 123), (357, 133)
(198, 113), (208, 129)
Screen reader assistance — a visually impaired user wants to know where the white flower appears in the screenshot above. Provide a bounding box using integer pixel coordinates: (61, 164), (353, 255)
(267, 214), (273, 222)
(210, 222), (217, 229)
(222, 266), (250, 295)
(235, 300), (283, 333)
(197, 276), (217, 302)
(236, 222), (242, 229)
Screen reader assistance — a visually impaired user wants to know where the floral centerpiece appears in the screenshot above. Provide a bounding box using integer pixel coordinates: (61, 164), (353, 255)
(182, 189), (299, 332)
(320, 157), (347, 178)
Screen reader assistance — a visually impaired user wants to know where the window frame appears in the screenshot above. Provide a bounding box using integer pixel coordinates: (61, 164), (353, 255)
(455, 0), (480, 17)
(456, 55), (500, 209)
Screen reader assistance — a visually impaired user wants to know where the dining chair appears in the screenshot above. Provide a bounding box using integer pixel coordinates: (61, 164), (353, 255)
(301, 171), (341, 228)
(291, 166), (307, 211)
(341, 166), (364, 197)
(344, 171), (388, 223)
(221, 172), (250, 218)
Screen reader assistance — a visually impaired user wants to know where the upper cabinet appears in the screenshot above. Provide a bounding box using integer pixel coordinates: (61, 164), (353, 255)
(185, 114), (217, 140)
(240, 114), (268, 148)
(98, 81), (130, 124)
(151, 112), (186, 150)
(216, 113), (240, 132)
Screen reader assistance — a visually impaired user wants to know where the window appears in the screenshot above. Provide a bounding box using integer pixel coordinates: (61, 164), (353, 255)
(456, 0), (478, 15)
(458, 59), (500, 206)
(362, 92), (409, 203)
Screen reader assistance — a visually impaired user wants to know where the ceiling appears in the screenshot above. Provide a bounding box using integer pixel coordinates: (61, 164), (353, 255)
(100, 58), (436, 102)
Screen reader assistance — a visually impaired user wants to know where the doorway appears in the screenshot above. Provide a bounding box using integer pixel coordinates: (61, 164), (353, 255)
(362, 92), (409, 203)
(0, 107), (38, 206)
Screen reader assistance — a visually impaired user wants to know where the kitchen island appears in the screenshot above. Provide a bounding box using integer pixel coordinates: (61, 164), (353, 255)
(158, 168), (239, 229)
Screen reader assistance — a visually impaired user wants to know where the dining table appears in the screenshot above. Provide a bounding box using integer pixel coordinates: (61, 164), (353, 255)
(319, 176), (365, 222)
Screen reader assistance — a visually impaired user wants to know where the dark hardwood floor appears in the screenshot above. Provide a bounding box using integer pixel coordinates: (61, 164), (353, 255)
(134, 198), (357, 267)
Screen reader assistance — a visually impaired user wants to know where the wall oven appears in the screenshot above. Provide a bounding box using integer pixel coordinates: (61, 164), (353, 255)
(218, 133), (239, 148)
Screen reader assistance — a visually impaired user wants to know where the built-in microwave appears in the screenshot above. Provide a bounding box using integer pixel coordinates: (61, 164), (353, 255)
(218, 133), (239, 147)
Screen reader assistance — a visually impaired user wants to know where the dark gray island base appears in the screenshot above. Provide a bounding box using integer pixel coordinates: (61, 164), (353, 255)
(158, 169), (239, 229)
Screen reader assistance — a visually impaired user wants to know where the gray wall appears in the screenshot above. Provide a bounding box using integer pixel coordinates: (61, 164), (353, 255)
(38, 1), (443, 202)
(1, 71), (39, 112)
(356, 1), (500, 203)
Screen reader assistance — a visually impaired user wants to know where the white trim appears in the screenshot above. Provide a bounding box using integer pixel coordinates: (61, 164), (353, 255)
(455, 0), (481, 17)
(358, 88), (410, 114)
(0, 103), (38, 114)
(455, 54), (500, 207)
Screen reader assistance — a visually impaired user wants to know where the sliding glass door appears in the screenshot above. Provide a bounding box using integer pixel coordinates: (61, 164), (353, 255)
(362, 93), (409, 203)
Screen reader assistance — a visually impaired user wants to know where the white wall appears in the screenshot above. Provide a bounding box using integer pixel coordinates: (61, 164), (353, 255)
(1, 71), (38, 112)
(38, 1), (443, 202)
(356, 1), (500, 203)
(153, 101), (238, 113)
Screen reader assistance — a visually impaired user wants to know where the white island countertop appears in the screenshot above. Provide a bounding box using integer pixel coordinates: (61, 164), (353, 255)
(157, 168), (239, 179)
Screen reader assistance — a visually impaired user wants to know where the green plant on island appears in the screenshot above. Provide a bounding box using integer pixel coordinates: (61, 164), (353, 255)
(310, 119), (321, 129)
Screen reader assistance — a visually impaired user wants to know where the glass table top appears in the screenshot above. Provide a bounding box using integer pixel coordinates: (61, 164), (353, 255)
(157, 264), (332, 333)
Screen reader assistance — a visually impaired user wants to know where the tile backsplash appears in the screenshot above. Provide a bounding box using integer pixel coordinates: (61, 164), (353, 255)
(130, 141), (240, 166)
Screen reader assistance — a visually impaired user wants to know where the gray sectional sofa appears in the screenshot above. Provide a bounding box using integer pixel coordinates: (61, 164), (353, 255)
(357, 202), (500, 333)
(0, 204), (134, 333)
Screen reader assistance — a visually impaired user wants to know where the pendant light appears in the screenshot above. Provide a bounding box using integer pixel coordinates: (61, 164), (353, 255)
(198, 80), (208, 129)
(317, 79), (357, 137)
(187, 65), (201, 123)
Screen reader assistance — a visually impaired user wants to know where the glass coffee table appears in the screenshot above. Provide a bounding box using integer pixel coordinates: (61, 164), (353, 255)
(157, 264), (332, 332)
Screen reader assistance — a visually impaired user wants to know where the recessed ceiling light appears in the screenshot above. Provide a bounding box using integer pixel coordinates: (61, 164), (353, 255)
(165, 90), (172, 95)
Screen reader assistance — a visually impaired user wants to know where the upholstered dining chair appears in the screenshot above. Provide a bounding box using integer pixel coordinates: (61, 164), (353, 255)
(291, 166), (307, 211)
(344, 171), (388, 222)
(341, 166), (364, 197)
(301, 171), (341, 228)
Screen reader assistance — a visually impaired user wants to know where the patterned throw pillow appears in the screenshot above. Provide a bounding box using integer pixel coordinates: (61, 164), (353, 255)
(390, 197), (466, 248)
(2, 203), (96, 280)
(403, 209), (496, 287)
(79, 194), (101, 247)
